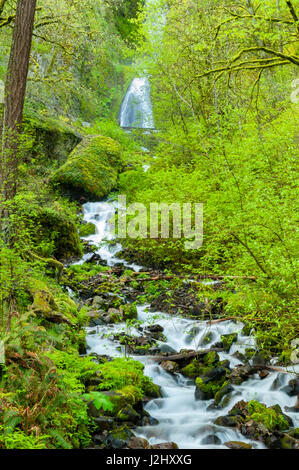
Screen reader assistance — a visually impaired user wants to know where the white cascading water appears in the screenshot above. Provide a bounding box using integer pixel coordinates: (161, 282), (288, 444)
(77, 201), (299, 449)
(76, 2), (298, 446)
(119, 77), (155, 129)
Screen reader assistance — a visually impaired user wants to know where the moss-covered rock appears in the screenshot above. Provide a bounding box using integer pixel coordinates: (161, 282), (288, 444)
(247, 401), (290, 431)
(23, 111), (81, 164)
(195, 367), (228, 400)
(79, 222), (97, 237)
(38, 206), (82, 259)
(29, 280), (75, 325)
(51, 135), (121, 200)
(221, 333), (238, 352)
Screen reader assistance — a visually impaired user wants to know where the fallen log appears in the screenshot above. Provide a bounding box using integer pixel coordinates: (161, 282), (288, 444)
(207, 317), (239, 325)
(151, 348), (224, 363)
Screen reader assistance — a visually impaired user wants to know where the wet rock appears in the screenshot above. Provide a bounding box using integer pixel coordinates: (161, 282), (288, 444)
(199, 332), (214, 346)
(150, 442), (179, 449)
(185, 327), (200, 345)
(93, 416), (115, 432)
(215, 415), (240, 427)
(229, 364), (256, 385)
(281, 378), (299, 397)
(195, 367), (227, 401)
(201, 435), (222, 445)
(145, 324), (166, 341)
(161, 361), (179, 373)
(158, 344), (177, 355)
(251, 352), (267, 366)
(127, 436), (150, 449)
(224, 441), (252, 449)
(258, 370), (269, 379)
(214, 384), (233, 405)
(117, 404), (140, 424)
(92, 296), (106, 309)
(270, 373), (287, 391)
(284, 405), (299, 413)
(140, 413), (159, 426)
(231, 351), (246, 363)
(264, 431), (299, 450)
(102, 426), (133, 449)
(221, 333), (238, 352)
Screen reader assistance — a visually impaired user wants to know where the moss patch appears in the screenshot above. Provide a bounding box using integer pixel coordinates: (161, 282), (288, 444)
(51, 135), (121, 200)
(79, 222), (96, 237)
(247, 401), (289, 431)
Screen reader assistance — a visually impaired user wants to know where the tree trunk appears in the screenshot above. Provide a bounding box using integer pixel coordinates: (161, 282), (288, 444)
(1, 0), (36, 204)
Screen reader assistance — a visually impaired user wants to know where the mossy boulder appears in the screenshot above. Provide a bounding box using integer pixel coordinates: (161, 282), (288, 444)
(37, 206), (82, 259)
(51, 135), (122, 200)
(221, 333), (238, 352)
(79, 222), (96, 237)
(29, 280), (75, 325)
(23, 111), (81, 164)
(195, 367), (228, 400)
(181, 360), (210, 378)
(247, 401), (290, 431)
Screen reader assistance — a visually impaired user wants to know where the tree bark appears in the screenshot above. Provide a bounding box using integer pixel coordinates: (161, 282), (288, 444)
(1, 0), (36, 204)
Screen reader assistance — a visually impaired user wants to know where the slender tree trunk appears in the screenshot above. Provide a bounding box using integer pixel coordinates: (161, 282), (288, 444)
(0, 0), (36, 205)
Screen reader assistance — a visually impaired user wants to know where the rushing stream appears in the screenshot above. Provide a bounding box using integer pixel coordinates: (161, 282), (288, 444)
(77, 200), (299, 449)
(75, 17), (298, 445)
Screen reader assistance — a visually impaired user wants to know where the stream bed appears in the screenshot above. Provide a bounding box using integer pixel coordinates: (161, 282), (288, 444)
(73, 199), (299, 449)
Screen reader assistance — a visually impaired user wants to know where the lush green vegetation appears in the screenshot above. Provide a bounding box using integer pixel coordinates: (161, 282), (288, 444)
(117, 0), (299, 356)
(0, 0), (298, 450)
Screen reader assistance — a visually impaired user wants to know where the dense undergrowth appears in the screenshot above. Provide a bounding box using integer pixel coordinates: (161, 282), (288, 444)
(0, 0), (298, 450)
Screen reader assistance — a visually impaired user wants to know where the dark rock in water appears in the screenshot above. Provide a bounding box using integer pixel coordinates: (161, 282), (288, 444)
(251, 352), (266, 366)
(195, 367), (227, 401)
(224, 441), (252, 449)
(221, 333), (238, 352)
(229, 364), (256, 385)
(258, 370), (269, 379)
(117, 404), (140, 424)
(211, 341), (224, 350)
(127, 436), (150, 449)
(264, 432), (299, 450)
(145, 324), (165, 341)
(199, 331), (214, 346)
(201, 434), (222, 445)
(231, 351), (247, 363)
(284, 405), (299, 413)
(103, 426), (133, 449)
(214, 384), (233, 405)
(270, 374), (287, 391)
(150, 442), (179, 449)
(93, 416), (115, 432)
(215, 415), (240, 427)
(203, 366), (227, 382)
(281, 378), (299, 397)
(161, 360), (179, 374)
(146, 324), (164, 333)
(140, 414), (159, 426)
(158, 344), (177, 355)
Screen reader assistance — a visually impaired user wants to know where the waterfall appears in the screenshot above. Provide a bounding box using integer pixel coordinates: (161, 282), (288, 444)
(119, 77), (155, 129)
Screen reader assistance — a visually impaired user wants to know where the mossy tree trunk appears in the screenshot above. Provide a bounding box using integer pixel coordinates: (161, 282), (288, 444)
(0, 0), (36, 209)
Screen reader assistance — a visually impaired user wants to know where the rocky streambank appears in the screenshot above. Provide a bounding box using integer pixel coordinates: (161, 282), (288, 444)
(61, 236), (299, 450)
